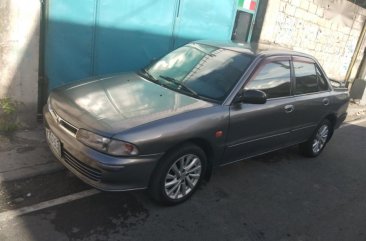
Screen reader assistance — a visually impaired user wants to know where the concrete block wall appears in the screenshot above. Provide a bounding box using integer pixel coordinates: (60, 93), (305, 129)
(259, 0), (366, 82)
(0, 0), (41, 127)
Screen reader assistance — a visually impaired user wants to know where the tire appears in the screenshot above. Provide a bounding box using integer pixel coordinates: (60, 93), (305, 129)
(149, 143), (207, 205)
(299, 119), (333, 157)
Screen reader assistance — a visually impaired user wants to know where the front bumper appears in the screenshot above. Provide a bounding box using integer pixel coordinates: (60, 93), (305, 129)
(43, 105), (163, 191)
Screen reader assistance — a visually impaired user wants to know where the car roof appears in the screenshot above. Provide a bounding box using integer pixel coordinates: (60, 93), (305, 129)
(194, 40), (315, 59)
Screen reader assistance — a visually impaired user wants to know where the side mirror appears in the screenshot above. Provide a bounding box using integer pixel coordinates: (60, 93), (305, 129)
(236, 89), (267, 104)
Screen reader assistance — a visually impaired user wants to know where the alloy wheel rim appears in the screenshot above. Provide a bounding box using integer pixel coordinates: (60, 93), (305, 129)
(164, 154), (202, 200)
(312, 124), (329, 154)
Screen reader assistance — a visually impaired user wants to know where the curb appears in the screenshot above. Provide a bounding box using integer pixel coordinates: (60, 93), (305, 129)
(0, 162), (64, 183)
(341, 116), (366, 128)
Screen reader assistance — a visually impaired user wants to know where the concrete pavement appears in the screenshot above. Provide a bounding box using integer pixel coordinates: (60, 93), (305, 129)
(0, 103), (365, 183)
(0, 124), (63, 182)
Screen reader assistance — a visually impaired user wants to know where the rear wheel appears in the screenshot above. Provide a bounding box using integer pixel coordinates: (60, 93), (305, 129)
(300, 119), (332, 157)
(149, 143), (207, 205)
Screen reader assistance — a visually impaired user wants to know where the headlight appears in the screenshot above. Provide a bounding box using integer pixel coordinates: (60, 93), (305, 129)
(76, 129), (138, 156)
(76, 129), (110, 152)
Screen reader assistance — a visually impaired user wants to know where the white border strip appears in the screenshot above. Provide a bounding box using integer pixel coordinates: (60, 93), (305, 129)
(0, 189), (100, 223)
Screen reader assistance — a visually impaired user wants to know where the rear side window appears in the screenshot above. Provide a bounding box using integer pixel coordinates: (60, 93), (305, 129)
(316, 66), (329, 91)
(294, 61), (318, 94)
(245, 61), (291, 98)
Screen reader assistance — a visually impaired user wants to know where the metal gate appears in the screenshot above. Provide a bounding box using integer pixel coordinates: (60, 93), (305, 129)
(44, 0), (239, 90)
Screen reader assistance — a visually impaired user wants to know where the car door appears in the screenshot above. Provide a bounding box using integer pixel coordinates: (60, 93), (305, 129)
(223, 56), (295, 164)
(289, 56), (331, 143)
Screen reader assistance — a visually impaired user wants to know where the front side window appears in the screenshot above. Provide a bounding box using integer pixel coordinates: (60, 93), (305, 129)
(245, 60), (291, 98)
(143, 43), (254, 102)
(294, 61), (318, 94)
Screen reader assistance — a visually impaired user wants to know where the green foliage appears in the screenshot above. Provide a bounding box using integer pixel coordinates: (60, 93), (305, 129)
(0, 98), (17, 114)
(0, 97), (18, 132)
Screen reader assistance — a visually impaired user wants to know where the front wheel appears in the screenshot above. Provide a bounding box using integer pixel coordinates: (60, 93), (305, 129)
(149, 144), (206, 205)
(300, 119), (332, 157)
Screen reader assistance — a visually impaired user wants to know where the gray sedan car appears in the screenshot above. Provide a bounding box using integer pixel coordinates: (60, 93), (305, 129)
(44, 41), (349, 205)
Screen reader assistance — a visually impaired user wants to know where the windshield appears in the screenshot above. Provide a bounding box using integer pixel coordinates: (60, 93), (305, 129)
(142, 43), (254, 102)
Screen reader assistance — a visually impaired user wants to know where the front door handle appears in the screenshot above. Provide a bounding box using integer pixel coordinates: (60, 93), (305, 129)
(322, 98), (330, 106)
(284, 104), (295, 113)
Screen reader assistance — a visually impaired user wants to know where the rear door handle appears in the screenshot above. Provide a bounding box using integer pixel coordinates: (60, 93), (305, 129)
(284, 104), (295, 113)
(322, 98), (330, 106)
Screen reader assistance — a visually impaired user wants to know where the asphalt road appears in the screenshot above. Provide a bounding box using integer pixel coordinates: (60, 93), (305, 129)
(0, 120), (365, 241)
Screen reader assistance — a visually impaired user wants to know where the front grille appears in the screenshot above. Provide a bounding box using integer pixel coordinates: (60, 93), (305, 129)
(49, 104), (78, 136)
(59, 119), (78, 135)
(63, 150), (102, 182)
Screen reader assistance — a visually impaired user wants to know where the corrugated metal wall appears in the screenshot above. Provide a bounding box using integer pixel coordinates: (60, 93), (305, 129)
(45, 0), (238, 89)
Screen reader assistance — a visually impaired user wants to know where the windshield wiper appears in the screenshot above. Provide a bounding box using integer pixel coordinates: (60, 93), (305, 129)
(140, 69), (160, 84)
(159, 75), (199, 97)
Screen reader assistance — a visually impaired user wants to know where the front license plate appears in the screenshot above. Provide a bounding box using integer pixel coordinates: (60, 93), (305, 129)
(46, 129), (61, 159)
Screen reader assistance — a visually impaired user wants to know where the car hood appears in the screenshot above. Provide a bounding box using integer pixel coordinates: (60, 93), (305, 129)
(50, 72), (214, 135)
